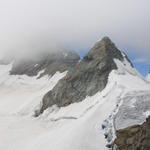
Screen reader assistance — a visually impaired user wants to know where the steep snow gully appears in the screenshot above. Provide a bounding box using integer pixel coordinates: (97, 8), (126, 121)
(0, 37), (150, 150)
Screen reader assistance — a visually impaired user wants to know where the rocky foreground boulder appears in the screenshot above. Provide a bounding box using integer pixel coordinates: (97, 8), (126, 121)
(114, 116), (150, 150)
(38, 37), (127, 115)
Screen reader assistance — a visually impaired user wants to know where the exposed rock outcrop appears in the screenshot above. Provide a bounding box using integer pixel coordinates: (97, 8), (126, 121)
(114, 116), (150, 150)
(9, 50), (80, 77)
(39, 37), (126, 115)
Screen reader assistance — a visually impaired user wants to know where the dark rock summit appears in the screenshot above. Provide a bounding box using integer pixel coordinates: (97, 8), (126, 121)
(9, 49), (80, 77)
(114, 116), (150, 150)
(38, 37), (126, 115)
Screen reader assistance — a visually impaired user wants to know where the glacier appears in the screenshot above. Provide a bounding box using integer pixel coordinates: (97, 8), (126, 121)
(0, 57), (150, 150)
(0, 37), (150, 150)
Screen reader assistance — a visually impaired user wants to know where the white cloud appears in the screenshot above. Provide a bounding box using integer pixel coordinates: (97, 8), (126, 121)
(0, 0), (150, 57)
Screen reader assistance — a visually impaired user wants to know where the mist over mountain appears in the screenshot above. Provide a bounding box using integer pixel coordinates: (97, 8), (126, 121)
(0, 0), (150, 149)
(0, 0), (150, 65)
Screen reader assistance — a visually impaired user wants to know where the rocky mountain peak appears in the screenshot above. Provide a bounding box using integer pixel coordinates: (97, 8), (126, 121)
(37, 37), (128, 115)
(84, 36), (123, 61)
(9, 49), (80, 77)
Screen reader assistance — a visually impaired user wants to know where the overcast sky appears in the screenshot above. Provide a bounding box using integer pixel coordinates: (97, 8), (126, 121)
(0, 0), (150, 74)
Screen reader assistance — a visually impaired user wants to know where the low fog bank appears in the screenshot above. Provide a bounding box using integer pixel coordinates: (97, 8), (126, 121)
(0, 0), (150, 63)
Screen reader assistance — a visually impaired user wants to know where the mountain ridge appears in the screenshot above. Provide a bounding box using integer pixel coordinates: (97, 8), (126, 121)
(38, 37), (133, 115)
(0, 36), (150, 150)
(0, 49), (80, 77)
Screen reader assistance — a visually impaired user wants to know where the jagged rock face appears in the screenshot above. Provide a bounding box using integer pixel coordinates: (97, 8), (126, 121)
(39, 37), (124, 114)
(9, 50), (80, 77)
(114, 116), (150, 150)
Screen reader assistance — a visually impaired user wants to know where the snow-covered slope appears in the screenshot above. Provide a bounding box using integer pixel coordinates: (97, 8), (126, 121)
(0, 56), (150, 150)
(0, 37), (150, 150)
(146, 73), (150, 82)
(0, 63), (67, 115)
